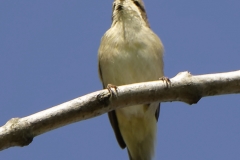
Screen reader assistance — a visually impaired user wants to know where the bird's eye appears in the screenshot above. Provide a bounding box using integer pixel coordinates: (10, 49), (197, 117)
(116, 5), (123, 11)
(112, 3), (116, 10)
(133, 0), (145, 12)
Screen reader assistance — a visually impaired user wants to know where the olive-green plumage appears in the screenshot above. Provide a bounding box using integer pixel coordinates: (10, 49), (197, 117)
(98, 0), (163, 159)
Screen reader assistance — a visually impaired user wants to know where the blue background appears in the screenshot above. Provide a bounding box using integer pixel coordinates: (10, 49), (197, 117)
(1, 1), (240, 159)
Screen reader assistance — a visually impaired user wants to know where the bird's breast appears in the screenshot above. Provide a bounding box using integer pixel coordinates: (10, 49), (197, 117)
(98, 25), (163, 116)
(99, 27), (163, 85)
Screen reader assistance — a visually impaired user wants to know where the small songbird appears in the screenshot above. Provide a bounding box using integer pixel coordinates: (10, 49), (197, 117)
(98, 0), (164, 159)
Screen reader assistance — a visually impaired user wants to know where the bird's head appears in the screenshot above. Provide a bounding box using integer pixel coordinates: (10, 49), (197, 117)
(111, 0), (149, 27)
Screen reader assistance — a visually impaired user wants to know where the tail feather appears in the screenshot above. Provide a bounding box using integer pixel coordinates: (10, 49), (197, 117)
(116, 105), (158, 160)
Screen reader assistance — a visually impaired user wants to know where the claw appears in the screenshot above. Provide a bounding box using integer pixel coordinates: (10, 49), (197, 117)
(107, 84), (118, 96)
(159, 76), (171, 88)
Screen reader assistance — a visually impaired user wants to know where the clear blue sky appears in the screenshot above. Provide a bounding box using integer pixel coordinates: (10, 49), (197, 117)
(1, 1), (240, 160)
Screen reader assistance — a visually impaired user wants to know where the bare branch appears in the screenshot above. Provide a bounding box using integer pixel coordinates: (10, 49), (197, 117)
(0, 70), (240, 151)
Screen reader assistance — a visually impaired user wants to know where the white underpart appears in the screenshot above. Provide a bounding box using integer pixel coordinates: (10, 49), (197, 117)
(98, 1), (163, 159)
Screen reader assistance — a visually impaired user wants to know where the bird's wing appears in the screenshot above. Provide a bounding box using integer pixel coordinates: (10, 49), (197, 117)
(155, 103), (160, 121)
(98, 62), (126, 148)
(108, 111), (126, 148)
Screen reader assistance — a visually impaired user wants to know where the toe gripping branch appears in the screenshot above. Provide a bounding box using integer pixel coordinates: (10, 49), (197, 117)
(107, 84), (118, 97)
(159, 76), (171, 88)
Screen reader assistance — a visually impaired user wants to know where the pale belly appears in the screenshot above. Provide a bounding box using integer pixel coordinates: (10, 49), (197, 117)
(100, 47), (163, 117)
(98, 19), (164, 160)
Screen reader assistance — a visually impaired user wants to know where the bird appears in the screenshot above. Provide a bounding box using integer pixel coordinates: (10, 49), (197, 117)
(98, 0), (164, 159)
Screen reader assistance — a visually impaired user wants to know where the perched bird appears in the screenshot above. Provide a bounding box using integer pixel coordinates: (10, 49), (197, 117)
(98, 0), (164, 159)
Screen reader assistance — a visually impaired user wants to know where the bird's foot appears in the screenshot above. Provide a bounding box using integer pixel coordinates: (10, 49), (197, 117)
(107, 84), (118, 97)
(159, 76), (171, 88)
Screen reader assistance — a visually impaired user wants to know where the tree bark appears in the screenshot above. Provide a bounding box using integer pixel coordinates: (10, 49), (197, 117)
(0, 70), (240, 151)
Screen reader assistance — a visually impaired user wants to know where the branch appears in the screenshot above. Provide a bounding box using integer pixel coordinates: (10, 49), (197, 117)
(0, 70), (240, 151)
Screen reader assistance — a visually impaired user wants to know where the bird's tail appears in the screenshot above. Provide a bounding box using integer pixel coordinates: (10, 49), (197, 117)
(126, 118), (157, 160)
